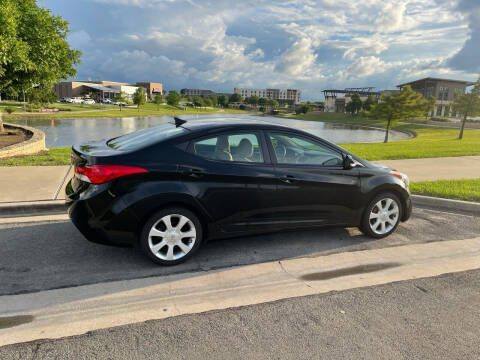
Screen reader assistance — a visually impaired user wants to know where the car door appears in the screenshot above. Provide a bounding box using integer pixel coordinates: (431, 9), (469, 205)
(266, 131), (362, 228)
(181, 130), (279, 236)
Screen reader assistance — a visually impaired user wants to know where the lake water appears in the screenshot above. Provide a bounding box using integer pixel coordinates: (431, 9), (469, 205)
(8, 114), (410, 147)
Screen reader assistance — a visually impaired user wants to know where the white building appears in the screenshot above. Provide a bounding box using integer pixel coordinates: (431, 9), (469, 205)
(109, 85), (142, 101)
(234, 87), (301, 105)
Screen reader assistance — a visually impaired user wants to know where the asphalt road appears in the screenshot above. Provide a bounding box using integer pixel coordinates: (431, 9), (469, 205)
(0, 207), (479, 296)
(2, 269), (479, 359)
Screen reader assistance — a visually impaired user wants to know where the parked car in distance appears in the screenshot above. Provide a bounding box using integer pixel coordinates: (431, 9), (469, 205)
(82, 98), (95, 105)
(102, 99), (112, 104)
(112, 101), (128, 106)
(69, 97), (83, 104)
(66, 118), (412, 266)
(59, 97), (71, 103)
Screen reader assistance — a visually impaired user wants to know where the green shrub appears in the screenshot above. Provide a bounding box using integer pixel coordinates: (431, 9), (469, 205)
(430, 117), (453, 122)
(4, 106), (15, 114)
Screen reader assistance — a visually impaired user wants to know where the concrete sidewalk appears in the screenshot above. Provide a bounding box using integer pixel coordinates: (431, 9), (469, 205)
(376, 155), (480, 181)
(0, 156), (479, 202)
(0, 166), (72, 203)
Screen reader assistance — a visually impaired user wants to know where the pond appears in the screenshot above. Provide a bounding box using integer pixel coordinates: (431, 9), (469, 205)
(7, 114), (411, 148)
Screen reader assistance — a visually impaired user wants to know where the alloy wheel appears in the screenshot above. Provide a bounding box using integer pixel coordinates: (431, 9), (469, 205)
(148, 214), (197, 261)
(368, 197), (399, 235)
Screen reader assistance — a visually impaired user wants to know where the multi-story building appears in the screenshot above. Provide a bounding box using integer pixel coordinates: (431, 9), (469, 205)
(397, 77), (474, 117)
(234, 88), (302, 105)
(180, 89), (217, 98)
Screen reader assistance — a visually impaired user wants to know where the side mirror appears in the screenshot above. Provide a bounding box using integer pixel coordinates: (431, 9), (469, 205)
(343, 154), (357, 170)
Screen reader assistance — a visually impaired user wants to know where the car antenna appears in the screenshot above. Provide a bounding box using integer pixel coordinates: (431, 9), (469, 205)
(174, 116), (187, 127)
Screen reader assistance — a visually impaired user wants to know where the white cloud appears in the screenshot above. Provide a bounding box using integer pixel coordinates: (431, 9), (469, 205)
(50, 0), (477, 100)
(345, 56), (388, 78)
(275, 38), (317, 75)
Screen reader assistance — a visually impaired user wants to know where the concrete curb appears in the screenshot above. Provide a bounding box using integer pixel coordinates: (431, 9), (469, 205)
(0, 200), (67, 218)
(0, 123), (46, 159)
(0, 195), (477, 219)
(412, 194), (480, 216)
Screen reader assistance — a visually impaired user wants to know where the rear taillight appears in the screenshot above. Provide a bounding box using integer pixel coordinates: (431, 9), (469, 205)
(74, 165), (148, 184)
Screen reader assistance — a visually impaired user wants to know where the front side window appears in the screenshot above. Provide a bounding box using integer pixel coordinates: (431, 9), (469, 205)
(269, 132), (343, 166)
(193, 132), (264, 163)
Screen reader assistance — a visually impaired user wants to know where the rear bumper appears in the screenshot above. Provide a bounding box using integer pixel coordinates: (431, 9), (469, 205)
(66, 180), (137, 247)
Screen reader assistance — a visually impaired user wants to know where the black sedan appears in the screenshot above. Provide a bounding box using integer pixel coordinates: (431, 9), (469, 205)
(66, 118), (412, 265)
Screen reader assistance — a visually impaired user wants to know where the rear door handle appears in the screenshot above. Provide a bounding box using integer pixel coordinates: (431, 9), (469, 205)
(182, 167), (205, 178)
(279, 174), (296, 183)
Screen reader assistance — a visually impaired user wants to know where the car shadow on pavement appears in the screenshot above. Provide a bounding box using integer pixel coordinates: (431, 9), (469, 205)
(0, 221), (374, 298)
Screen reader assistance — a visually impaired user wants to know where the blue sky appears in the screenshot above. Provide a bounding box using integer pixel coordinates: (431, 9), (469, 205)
(42, 0), (480, 100)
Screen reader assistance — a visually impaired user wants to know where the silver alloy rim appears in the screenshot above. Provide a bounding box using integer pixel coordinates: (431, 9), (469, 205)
(369, 197), (399, 235)
(148, 214), (196, 261)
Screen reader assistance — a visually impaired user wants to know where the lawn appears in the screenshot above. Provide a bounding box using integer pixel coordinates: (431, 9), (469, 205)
(1, 101), (247, 118)
(0, 147), (70, 166)
(410, 179), (480, 202)
(290, 112), (480, 160)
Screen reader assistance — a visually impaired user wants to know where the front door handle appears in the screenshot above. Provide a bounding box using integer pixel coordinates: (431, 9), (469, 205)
(279, 174), (296, 183)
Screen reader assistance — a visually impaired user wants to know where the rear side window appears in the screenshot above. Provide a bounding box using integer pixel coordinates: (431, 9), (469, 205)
(193, 132), (264, 163)
(108, 123), (187, 150)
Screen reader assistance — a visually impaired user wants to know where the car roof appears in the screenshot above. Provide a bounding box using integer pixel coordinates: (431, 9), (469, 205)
(179, 117), (294, 132)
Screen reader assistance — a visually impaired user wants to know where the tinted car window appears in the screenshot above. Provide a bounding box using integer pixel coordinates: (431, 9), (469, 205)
(108, 123), (187, 150)
(269, 132), (343, 166)
(194, 133), (264, 163)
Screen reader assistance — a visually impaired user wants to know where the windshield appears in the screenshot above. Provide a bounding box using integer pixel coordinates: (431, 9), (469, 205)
(107, 123), (187, 151)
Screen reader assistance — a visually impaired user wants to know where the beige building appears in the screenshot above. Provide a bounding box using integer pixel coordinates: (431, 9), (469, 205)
(234, 87), (302, 105)
(397, 77), (474, 117)
(54, 80), (162, 102)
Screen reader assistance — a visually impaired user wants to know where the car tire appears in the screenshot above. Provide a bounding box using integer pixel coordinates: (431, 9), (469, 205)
(140, 207), (203, 266)
(361, 192), (402, 238)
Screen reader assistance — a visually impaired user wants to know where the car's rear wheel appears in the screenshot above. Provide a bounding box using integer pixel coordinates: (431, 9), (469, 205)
(361, 193), (402, 238)
(140, 207), (203, 265)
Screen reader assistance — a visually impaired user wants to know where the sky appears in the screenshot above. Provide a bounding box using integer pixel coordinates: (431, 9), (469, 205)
(42, 0), (480, 100)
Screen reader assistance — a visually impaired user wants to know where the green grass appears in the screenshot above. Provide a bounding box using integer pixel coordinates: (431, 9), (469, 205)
(287, 112), (480, 160)
(0, 147), (71, 166)
(2, 101), (247, 119)
(410, 178), (480, 202)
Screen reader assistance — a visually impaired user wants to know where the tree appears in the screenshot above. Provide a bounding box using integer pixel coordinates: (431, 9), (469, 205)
(193, 96), (203, 108)
(203, 98), (213, 107)
(217, 95), (229, 108)
(245, 95), (259, 108)
(0, 0), (81, 132)
(346, 93), (362, 115)
(113, 92), (127, 111)
(154, 93), (163, 110)
(362, 95), (376, 111)
(229, 93), (243, 103)
(452, 78), (480, 140)
(166, 90), (181, 107)
(295, 104), (310, 115)
(29, 87), (58, 106)
(423, 95), (436, 120)
(133, 87), (146, 111)
(211, 96), (218, 107)
(367, 85), (427, 143)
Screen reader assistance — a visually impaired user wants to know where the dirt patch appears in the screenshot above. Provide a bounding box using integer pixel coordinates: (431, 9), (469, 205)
(0, 128), (29, 149)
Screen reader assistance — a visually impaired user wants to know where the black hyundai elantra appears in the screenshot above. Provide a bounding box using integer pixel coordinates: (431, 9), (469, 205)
(66, 118), (412, 265)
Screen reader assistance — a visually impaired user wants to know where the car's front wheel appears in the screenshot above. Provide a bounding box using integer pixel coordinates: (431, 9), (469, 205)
(140, 207), (203, 265)
(361, 193), (402, 238)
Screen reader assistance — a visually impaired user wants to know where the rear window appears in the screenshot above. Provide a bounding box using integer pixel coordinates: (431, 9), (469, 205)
(107, 123), (187, 151)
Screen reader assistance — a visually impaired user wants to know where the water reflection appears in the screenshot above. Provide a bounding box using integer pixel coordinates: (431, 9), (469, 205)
(8, 114), (410, 147)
